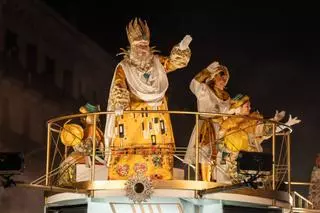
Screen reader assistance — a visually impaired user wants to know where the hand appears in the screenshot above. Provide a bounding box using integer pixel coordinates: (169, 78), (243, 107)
(285, 114), (301, 126)
(273, 110), (286, 121)
(179, 35), (192, 50)
(114, 104), (124, 116)
(206, 61), (220, 74)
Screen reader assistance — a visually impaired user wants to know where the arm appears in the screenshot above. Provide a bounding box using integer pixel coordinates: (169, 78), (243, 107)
(194, 68), (212, 83)
(188, 68), (213, 99)
(255, 114), (301, 143)
(158, 48), (191, 73)
(159, 35), (192, 73)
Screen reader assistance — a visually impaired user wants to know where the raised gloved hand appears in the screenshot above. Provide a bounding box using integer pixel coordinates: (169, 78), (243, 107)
(179, 35), (192, 50)
(114, 103), (124, 116)
(206, 61), (220, 74)
(273, 110), (286, 121)
(285, 114), (301, 126)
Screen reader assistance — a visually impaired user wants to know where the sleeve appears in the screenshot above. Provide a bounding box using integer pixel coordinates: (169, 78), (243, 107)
(221, 117), (239, 131)
(108, 65), (130, 110)
(189, 68), (213, 99)
(251, 112), (276, 143)
(158, 44), (191, 73)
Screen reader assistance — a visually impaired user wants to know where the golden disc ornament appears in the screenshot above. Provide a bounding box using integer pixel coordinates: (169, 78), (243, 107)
(60, 124), (84, 146)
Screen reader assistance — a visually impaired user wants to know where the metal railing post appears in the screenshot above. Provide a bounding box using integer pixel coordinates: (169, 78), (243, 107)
(195, 114), (199, 181)
(45, 123), (52, 186)
(287, 133), (291, 194)
(272, 123), (276, 190)
(90, 114), (97, 197)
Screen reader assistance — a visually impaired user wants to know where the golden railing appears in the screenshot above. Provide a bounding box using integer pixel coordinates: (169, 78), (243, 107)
(292, 190), (313, 209)
(30, 110), (294, 196)
(283, 181), (320, 212)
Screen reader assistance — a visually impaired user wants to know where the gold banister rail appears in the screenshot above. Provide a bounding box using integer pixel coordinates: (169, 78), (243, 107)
(41, 110), (293, 199)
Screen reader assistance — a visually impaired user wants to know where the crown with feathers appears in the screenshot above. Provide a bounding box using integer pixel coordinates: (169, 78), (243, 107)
(126, 18), (150, 45)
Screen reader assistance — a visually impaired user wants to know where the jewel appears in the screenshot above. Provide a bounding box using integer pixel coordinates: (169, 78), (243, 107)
(143, 73), (150, 79)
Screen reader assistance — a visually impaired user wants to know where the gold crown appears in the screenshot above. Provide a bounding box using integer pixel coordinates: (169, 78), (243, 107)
(126, 18), (150, 45)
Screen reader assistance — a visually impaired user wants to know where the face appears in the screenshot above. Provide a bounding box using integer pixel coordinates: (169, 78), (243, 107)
(240, 101), (251, 115)
(131, 40), (151, 58)
(213, 71), (228, 90)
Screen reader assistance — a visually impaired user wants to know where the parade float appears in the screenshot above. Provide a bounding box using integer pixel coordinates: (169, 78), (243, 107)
(12, 18), (316, 213)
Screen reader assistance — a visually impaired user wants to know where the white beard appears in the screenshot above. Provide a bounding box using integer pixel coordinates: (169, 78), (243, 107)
(128, 48), (153, 72)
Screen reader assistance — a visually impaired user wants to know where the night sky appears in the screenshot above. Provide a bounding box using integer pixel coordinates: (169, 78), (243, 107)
(44, 0), (320, 184)
(2, 0), (320, 211)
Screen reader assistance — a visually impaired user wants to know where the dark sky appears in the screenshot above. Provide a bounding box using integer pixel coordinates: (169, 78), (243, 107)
(43, 0), (319, 189)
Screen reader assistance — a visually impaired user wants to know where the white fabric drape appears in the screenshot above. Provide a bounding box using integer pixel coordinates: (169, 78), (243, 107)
(121, 56), (168, 106)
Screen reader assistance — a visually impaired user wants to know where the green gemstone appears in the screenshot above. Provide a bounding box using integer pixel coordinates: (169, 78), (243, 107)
(143, 73), (150, 79)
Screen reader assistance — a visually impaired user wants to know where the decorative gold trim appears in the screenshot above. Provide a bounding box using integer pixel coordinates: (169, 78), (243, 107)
(76, 180), (231, 191)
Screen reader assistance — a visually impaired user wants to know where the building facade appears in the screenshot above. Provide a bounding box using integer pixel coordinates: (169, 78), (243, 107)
(0, 0), (115, 144)
(0, 0), (115, 212)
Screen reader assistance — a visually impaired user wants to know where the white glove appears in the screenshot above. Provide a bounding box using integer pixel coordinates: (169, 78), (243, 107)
(273, 110), (286, 121)
(179, 35), (192, 50)
(285, 114), (301, 126)
(206, 61), (220, 74)
(114, 104), (124, 116)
